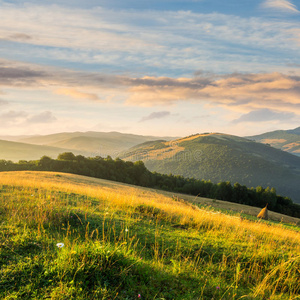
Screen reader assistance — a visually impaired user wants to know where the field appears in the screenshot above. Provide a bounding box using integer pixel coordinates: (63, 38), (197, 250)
(0, 171), (300, 299)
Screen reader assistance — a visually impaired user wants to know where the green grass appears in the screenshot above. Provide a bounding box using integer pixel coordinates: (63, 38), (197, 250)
(0, 173), (300, 299)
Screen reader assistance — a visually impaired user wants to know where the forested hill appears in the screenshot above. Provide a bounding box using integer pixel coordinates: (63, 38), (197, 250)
(1, 152), (300, 218)
(120, 133), (300, 203)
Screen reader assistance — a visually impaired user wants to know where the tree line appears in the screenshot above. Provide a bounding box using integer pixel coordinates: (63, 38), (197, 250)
(1, 152), (299, 218)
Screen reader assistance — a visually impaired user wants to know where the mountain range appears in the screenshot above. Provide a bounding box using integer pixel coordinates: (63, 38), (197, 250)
(0, 131), (175, 161)
(120, 132), (300, 203)
(1, 128), (299, 203)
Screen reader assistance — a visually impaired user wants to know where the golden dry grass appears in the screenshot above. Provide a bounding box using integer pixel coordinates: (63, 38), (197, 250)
(1, 171), (299, 243)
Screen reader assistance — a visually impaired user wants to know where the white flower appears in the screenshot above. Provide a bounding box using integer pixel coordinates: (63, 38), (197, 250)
(56, 243), (64, 248)
(125, 228), (129, 232)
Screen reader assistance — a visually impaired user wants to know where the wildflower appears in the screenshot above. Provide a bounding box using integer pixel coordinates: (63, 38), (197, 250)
(138, 294), (141, 298)
(56, 243), (64, 248)
(216, 286), (220, 290)
(125, 228), (129, 232)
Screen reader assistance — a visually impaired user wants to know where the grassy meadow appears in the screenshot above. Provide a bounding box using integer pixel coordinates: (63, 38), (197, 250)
(0, 171), (300, 299)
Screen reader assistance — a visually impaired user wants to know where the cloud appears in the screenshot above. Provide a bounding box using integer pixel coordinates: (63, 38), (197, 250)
(261, 0), (299, 13)
(0, 99), (8, 106)
(0, 4), (154, 54)
(26, 111), (57, 124)
(139, 111), (171, 122)
(0, 3), (300, 75)
(7, 33), (32, 41)
(126, 73), (300, 114)
(0, 110), (28, 125)
(0, 110), (57, 127)
(0, 59), (300, 117)
(0, 59), (122, 89)
(232, 108), (297, 123)
(55, 88), (100, 101)
(0, 61), (46, 87)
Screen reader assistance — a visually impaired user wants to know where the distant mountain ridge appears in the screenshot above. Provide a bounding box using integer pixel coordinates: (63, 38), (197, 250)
(247, 127), (300, 156)
(0, 131), (176, 161)
(17, 131), (176, 157)
(0, 139), (90, 162)
(120, 132), (300, 203)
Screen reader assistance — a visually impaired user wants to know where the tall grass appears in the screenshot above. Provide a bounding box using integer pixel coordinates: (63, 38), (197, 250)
(0, 171), (299, 299)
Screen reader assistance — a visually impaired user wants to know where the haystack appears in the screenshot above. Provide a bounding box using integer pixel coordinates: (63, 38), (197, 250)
(257, 204), (268, 220)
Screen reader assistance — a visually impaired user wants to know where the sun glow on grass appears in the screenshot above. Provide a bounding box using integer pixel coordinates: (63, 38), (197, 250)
(0, 171), (299, 299)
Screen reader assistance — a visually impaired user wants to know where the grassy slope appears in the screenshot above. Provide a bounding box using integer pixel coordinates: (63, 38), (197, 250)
(0, 171), (299, 299)
(121, 133), (300, 203)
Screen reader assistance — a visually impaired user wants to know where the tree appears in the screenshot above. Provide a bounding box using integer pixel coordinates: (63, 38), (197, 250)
(38, 156), (53, 169)
(57, 152), (76, 161)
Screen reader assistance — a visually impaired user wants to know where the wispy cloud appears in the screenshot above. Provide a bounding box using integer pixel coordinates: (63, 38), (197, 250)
(7, 33), (32, 41)
(0, 4), (300, 75)
(139, 111), (171, 122)
(261, 0), (299, 13)
(232, 108), (297, 123)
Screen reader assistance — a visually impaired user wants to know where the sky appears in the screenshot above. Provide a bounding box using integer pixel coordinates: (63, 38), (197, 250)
(0, 0), (299, 137)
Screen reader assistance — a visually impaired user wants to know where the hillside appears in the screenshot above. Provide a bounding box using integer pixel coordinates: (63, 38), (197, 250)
(121, 133), (300, 203)
(16, 131), (176, 157)
(287, 127), (300, 135)
(0, 139), (89, 162)
(247, 127), (300, 156)
(0, 171), (299, 299)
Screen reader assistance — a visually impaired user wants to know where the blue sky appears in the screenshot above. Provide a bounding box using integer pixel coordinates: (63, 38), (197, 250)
(0, 0), (299, 137)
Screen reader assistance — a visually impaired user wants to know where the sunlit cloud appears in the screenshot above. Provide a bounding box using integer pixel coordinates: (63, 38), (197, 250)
(261, 0), (299, 13)
(126, 73), (300, 116)
(55, 88), (100, 101)
(0, 59), (299, 118)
